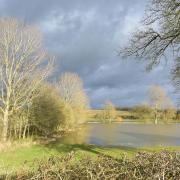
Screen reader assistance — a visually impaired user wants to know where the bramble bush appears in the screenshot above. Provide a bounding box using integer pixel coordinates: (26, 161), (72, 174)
(3, 151), (180, 180)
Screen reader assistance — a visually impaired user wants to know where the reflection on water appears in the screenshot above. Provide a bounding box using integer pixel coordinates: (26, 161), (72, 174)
(60, 123), (180, 147)
(60, 125), (92, 144)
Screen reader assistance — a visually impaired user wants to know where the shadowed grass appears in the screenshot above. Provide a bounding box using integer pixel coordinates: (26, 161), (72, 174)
(0, 141), (180, 173)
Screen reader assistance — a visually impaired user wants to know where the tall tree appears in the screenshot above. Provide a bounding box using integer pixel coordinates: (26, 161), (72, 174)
(101, 101), (118, 123)
(0, 18), (53, 141)
(148, 85), (174, 124)
(120, 0), (180, 94)
(58, 72), (88, 107)
(58, 72), (89, 123)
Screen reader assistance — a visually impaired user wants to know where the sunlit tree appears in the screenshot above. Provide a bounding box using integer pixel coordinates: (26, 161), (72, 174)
(30, 83), (76, 136)
(148, 85), (175, 124)
(0, 18), (53, 141)
(58, 72), (89, 123)
(101, 101), (118, 123)
(58, 73), (88, 107)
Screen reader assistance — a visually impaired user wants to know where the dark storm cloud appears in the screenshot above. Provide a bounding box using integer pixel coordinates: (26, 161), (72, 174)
(0, 0), (176, 108)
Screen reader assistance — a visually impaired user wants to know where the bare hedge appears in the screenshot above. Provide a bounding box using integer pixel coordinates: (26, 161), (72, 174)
(2, 151), (180, 180)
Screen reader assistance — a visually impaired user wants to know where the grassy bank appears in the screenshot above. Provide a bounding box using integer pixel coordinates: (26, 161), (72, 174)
(1, 140), (180, 174)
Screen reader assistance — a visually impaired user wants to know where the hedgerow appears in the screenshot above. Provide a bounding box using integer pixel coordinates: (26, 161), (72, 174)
(2, 151), (180, 180)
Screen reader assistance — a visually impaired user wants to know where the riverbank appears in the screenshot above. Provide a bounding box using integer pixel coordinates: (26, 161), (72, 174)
(1, 140), (180, 174)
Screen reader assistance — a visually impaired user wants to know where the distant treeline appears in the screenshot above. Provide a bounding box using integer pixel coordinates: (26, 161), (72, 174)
(90, 85), (180, 124)
(90, 106), (180, 123)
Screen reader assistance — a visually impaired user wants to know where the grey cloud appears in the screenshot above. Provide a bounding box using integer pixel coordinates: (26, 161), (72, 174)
(0, 0), (177, 108)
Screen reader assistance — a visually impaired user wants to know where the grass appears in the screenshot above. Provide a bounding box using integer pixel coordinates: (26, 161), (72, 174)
(1, 141), (180, 174)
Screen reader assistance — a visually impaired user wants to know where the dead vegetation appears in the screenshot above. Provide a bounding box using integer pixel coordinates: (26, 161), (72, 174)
(2, 151), (180, 179)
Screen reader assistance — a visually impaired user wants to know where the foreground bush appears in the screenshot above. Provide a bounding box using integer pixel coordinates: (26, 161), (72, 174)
(2, 151), (180, 179)
(29, 84), (76, 136)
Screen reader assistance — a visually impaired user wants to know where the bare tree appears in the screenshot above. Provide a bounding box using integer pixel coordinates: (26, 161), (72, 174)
(120, 0), (180, 93)
(58, 72), (89, 123)
(58, 72), (88, 108)
(0, 18), (53, 141)
(101, 101), (118, 123)
(148, 85), (174, 124)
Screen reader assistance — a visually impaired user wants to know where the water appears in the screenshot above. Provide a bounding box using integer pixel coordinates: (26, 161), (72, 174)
(60, 123), (180, 147)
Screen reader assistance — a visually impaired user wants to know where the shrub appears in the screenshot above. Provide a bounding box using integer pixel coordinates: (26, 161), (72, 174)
(176, 113), (180, 122)
(4, 151), (180, 179)
(29, 84), (75, 136)
(132, 105), (153, 121)
(162, 108), (177, 123)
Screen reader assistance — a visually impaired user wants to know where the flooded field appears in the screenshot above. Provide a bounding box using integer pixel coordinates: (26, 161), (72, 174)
(60, 123), (180, 147)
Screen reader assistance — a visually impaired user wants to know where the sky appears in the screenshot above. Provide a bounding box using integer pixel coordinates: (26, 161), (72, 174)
(0, 0), (177, 108)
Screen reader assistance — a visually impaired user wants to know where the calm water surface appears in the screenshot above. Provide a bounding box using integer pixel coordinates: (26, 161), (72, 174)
(60, 123), (180, 147)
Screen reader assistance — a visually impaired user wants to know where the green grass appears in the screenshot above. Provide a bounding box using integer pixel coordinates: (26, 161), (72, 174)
(1, 141), (180, 174)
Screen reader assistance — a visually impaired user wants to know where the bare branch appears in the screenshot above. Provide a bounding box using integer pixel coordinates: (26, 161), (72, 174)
(119, 0), (180, 93)
(0, 17), (54, 140)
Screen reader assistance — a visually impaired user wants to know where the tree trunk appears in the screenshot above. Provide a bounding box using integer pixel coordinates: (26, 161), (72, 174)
(19, 121), (22, 139)
(2, 109), (9, 141)
(27, 126), (30, 137)
(23, 125), (27, 139)
(14, 126), (17, 139)
(155, 115), (158, 124)
(154, 106), (158, 125)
